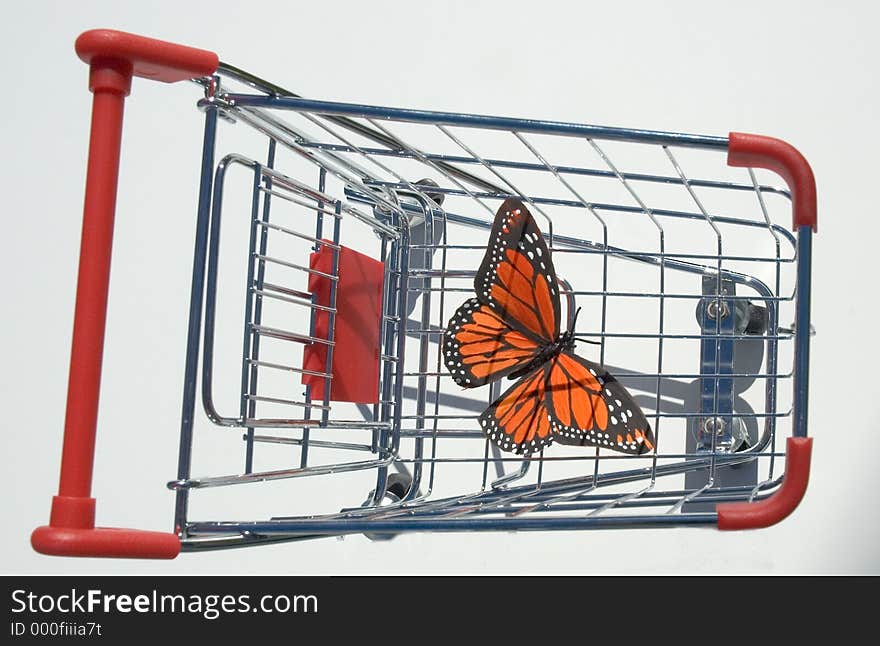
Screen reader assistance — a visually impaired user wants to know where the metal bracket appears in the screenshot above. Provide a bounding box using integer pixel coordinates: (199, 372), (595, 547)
(683, 274), (765, 511)
(696, 275), (741, 453)
(694, 275), (769, 454)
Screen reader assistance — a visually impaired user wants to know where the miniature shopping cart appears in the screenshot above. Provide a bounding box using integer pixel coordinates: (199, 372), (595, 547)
(32, 29), (816, 558)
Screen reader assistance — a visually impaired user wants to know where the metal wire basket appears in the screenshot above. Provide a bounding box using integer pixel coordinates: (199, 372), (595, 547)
(32, 29), (816, 558)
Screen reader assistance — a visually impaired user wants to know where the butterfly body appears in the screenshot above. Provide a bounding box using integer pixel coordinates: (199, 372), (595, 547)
(507, 323), (575, 381)
(443, 198), (655, 456)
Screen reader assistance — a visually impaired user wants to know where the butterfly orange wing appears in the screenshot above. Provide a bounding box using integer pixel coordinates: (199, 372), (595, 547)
(443, 298), (541, 388)
(443, 199), (559, 388)
(479, 365), (555, 454)
(546, 352), (654, 454)
(474, 198), (560, 342)
(480, 353), (655, 456)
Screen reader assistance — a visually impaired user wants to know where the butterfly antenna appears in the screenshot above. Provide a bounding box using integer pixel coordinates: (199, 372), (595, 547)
(569, 309), (603, 345)
(569, 308), (600, 344)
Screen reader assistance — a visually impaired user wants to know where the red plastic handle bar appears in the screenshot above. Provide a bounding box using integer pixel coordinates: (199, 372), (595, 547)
(75, 29), (219, 84)
(716, 437), (813, 529)
(727, 131), (817, 232)
(31, 30), (217, 559)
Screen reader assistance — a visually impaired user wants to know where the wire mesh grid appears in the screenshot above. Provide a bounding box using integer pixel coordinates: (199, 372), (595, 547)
(171, 69), (802, 548)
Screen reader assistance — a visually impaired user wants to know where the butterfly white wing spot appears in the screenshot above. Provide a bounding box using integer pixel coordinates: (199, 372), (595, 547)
(610, 416), (617, 425)
(615, 399), (622, 407)
(608, 404), (614, 412)
(605, 388), (612, 396)
(627, 409), (633, 417)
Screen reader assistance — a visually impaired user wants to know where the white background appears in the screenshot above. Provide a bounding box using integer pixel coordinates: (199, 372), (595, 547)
(2, 0), (878, 574)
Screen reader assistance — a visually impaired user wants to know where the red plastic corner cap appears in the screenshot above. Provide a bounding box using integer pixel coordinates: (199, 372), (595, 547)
(717, 437), (812, 530)
(727, 132), (817, 232)
(32, 526), (181, 559)
(76, 29), (218, 83)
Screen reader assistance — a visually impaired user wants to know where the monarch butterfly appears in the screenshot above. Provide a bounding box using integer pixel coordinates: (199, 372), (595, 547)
(442, 198), (655, 456)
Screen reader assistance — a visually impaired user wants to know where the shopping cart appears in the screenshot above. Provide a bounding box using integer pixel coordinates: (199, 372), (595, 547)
(32, 29), (816, 558)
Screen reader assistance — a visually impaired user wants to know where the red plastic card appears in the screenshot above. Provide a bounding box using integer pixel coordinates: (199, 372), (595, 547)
(302, 244), (383, 404)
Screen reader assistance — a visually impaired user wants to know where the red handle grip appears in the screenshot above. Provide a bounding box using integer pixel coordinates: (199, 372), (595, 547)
(727, 131), (817, 232)
(75, 28), (218, 84)
(716, 437), (813, 530)
(31, 30), (216, 559)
